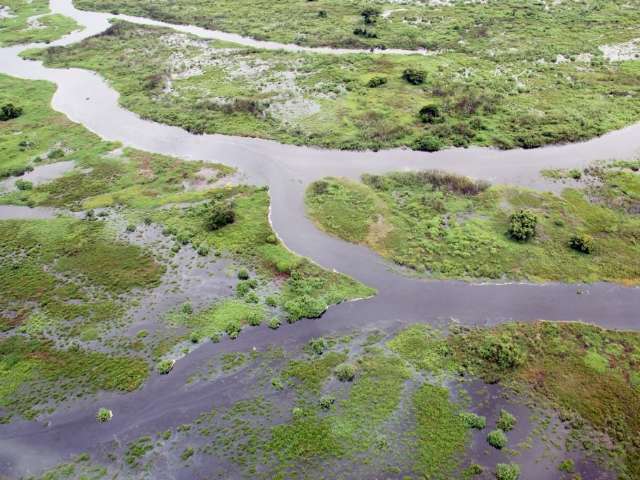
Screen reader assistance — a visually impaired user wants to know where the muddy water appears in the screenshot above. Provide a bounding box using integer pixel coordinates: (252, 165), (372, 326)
(0, 205), (60, 219)
(0, 1), (639, 477)
(0, 161), (75, 192)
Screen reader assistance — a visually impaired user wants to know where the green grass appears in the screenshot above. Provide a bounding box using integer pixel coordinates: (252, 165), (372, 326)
(0, 0), (79, 46)
(0, 336), (148, 419)
(305, 172), (640, 284)
(26, 20), (640, 150)
(74, 0), (640, 54)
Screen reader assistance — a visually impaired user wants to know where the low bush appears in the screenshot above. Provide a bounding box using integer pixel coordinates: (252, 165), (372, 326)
(495, 463), (520, 480)
(334, 363), (357, 382)
(205, 200), (235, 231)
(479, 335), (525, 370)
(189, 332), (199, 343)
(225, 321), (242, 339)
(569, 233), (594, 253)
(268, 317), (281, 329)
(283, 294), (327, 321)
(15, 179), (33, 191)
(96, 407), (112, 423)
(309, 337), (327, 355)
(367, 76), (387, 88)
(497, 409), (516, 431)
(157, 359), (175, 375)
(418, 104), (441, 123)
(402, 68), (426, 85)
(460, 412), (486, 429)
(237, 268), (249, 280)
(508, 209), (537, 241)
(247, 311), (262, 326)
(414, 135), (442, 152)
(319, 395), (335, 409)
(0, 103), (23, 121)
(360, 7), (380, 24)
(487, 429), (508, 449)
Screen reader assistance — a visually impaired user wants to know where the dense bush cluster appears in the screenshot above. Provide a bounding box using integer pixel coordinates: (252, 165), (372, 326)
(418, 104), (441, 124)
(363, 170), (490, 196)
(487, 429), (508, 449)
(479, 334), (525, 370)
(496, 463), (520, 480)
(334, 363), (357, 381)
(367, 76), (387, 88)
(508, 209), (537, 241)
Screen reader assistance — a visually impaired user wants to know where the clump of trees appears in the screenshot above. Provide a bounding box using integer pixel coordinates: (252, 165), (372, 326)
(402, 68), (425, 85)
(508, 209), (537, 241)
(0, 103), (23, 121)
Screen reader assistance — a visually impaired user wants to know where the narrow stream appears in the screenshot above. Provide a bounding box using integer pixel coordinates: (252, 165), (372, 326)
(0, 1), (639, 476)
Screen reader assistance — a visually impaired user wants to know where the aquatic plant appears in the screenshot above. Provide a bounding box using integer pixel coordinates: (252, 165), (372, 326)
(487, 429), (508, 449)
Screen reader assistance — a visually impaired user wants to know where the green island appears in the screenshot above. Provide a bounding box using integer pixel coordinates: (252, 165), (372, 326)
(23, 18), (640, 150)
(305, 168), (640, 283)
(0, 0), (80, 46)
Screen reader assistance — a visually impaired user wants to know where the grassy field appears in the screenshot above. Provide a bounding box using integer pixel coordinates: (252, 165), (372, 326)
(0, 73), (373, 421)
(305, 170), (640, 283)
(74, 0), (640, 53)
(26, 20), (640, 150)
(0, 0), (79, 46)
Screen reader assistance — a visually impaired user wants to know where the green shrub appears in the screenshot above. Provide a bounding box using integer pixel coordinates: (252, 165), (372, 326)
(308, 337), (327, 355)
(126, 224), (136, 233)
(197, 245), (209, 256)
(361, 7), (380, 24)
(189, 332), (199, 343)
(495, 463), (520, 480)
(319, 395), (335, 409)
(268, 317), (281, 329)
(265, 295), (278, 307)
(180, 447), (194, 461)
(460, 412), (486, 429)
(96, 407), (112, 423)
(247, 311), (262, 326)
(569, 233), (594, 253)
(0, 103), (23, 121)
(418, 104), (441, 123)
(310, 180), (329, 195)
(245, 291), (260, 304)
(157, 359), (175, 374)
(480, 335), (525, 370)
(237, 268), (250, 280)
(367, 76), (387, 88)
(402, 68), (425, 85)
(414, 135), (442, 152)
(335, 363), (357, 382)
(487, 429), (508, 449)
(205, 200), (235, 231)
(15, 179), (33, 191)
(283, 294), (327, 321)
(508, 209), (537, 241)
(225, 321), (241, 339)
(181, 303), (193, 315)
(497, 409), (516, 431)
(558, 459), (575, 473)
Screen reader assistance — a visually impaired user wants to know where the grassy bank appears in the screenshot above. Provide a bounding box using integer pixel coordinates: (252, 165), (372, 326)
(305, 170), (640, 283)
(74, 0), (640, 53)
(0, 0), (79, 46)
(25, 21), (640, 150)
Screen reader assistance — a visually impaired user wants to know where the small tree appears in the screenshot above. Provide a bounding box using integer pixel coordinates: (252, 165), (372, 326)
(205, 201), (235, 231)
(569, 233), (594, 253)
(508, 209), (537, 241)
(402, 68), (426, 85)
(0, 103), (23, 121)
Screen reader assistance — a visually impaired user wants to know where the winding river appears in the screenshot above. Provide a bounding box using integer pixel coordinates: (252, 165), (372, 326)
(0, 0), (639, 476)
